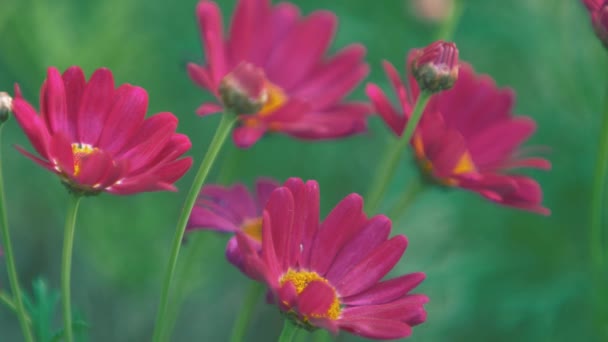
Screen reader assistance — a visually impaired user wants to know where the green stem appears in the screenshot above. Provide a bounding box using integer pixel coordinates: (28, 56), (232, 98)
(61, 194), (82, 342)
(591, 85), (608, 272)
(152, 113), (236, 342)
(229, 282), (264, 342)
(387, 178), (426, 221)
(0, 125), (35, 342)
(365, 92), (432, 213)
(277, 320), (299, 342)
(0, 291), (32, 325)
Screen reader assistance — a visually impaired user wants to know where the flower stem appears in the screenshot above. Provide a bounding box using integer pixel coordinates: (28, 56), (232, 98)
(365, 91), (432, 213)
(277, 320), (299, 342)
(387, 178), (426, 221)
(0, 291), (32, 325)
(229, 282), (264, 342)
(152, 113), (237, 342)
(61, 194), (82, 342)
(0, 125), (35, 342)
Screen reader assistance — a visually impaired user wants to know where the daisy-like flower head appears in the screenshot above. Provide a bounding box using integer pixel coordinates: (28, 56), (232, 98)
(582, 0), (608, 48)
(186, 178), (278, 272)
(366, 52), (551, 215)
(188, 0), (370, 148)
(237, 178), (428, 340)
(12, 66), (193, 196)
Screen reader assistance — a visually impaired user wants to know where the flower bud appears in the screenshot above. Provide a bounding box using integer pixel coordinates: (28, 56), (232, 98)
(219, 62), (268, 114)
(411, 41), (459, 93)
(0, 92), (12, 124)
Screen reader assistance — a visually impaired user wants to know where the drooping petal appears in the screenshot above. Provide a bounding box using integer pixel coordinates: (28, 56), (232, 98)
(338, 317), (413, 340)
(196, 1), (228, 85)
(12, 96), (51, 158)
(343, 273), (426, 306)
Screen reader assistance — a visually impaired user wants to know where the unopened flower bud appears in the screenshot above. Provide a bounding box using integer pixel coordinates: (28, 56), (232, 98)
(219, 62), (268, 114)
(411, 41), (459, 93)
(0, 92), (12, 123)
(410, 0), (455, 23)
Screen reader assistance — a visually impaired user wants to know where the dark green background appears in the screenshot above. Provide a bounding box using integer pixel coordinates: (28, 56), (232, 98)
(0, 0), (603, 340)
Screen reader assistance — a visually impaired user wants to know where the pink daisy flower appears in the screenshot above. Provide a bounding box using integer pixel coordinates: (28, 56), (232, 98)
(366, 53), (551, 214)
(12, 66), (193, 195)
(237, 178), (427, 340)
(186, 178), (278, 271)
(188, 0), (370, 148)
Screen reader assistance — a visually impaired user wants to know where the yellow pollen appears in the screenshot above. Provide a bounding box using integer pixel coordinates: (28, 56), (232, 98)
(279, 269), (342, 320)
(241, 217), (263, 242)
(412, 135), (477, 186)
(259, 81), (287, 116)
(71, 143), (98, 176)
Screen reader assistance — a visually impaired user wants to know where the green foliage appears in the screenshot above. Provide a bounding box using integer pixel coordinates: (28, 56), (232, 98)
(0, 0), (604, 341)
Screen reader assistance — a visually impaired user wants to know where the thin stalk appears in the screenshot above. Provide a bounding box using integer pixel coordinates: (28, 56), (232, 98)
(365, 92), (432, 213)
(0, 291), (32, 325)
(591, 83), (608, 271)
(60, 194), (82, 342)
(152, 113), (236, 342)
(387, 178), (426, 221)
(0, 125), (35, 342)
(277, 320), (299, 342)
(229, 282), (264, 342)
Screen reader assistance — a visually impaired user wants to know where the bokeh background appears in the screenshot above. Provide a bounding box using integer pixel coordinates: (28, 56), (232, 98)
(0, 0), (604, 341)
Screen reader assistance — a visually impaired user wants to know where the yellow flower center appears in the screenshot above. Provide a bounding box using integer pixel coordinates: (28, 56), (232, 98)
(413, 134), (476, 186)
(243, 80), (288, 129)
(241, 217), (263, 242)
(279, 269), (342, 320)
(71, 143), (99, 176)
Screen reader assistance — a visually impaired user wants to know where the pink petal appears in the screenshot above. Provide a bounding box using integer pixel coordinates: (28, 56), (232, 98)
(62, 67), (86, 141)
(227, 0), (271, 65)
(187, 63), (216, 94)
(255, 178), (280, 211)
(338, 317), (412, 340)
(342, 295), (429, 321)
(326, 215), (391, 284)
(42, 67), (69, 136)
(196, 1), (228, 85)
(49, 133), (75, 175)
(74, 150), (115, 186)
(248, 2), (300, 66)
(309, 194), (366, 276)
(233, 125), (266, 148)
(14, 145), (54, 171)
(260, 210), (281, 286)
(366, 83), (404, 136)
(382, 60), (412, 114)
(265, 187), (295, 269)
(297, 280), (335, 317)
(117, 112), (178, 172)
(187, 206), (240, 232)
(343, 273), (426, 306)
(97, 84), (147, 154)
(78, 68), (115, 145)
(12, 97), (51, 158)
(335, 236), (408, 297)
(298, 180), (320, 268)
(154, 157), (193, 184)
(196, 102), (224, 116)
(265, 11), (336, 90)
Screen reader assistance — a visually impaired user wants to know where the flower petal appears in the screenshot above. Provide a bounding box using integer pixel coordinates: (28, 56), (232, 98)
(78, 68), (115, 145)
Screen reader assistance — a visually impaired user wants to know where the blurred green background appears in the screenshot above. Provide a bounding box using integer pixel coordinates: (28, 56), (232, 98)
(0, 0), (604, 340)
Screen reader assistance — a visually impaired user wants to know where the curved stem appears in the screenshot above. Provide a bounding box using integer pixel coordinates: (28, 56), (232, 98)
(229, 282), (264, 342)
(387, 178), (426, 221)
(0, 291), (32, 325)
(0, 125), (35, 342)
(277, 320), (299, 342)
(365, 91), (432, 213)
(61, 194), (82, 342)
(152, 113), (236, 342)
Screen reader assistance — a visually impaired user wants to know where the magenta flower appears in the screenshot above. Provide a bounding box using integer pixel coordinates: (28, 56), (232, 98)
(187, 178), (278, 271)
(188, 0), (370, 148)
(236, 178), (427, 340)
(12, 66), (193, 195)
(582, 0), (608, 48)
(366, 53), (551, 215)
